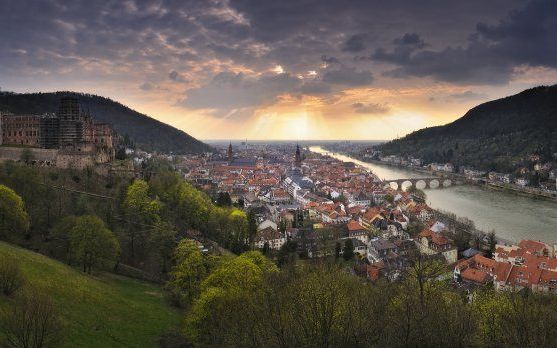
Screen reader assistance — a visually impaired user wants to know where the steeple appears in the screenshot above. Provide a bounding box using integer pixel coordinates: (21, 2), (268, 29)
(295, 143), (302, 166)
(227, 141), (233, 162)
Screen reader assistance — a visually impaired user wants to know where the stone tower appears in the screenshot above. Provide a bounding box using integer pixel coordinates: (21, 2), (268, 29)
(228, 142), (233, 162)
(58, 96), (84, 145)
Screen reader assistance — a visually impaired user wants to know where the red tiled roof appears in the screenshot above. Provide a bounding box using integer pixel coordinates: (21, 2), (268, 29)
(494, 262), (512, 283)
(518, 240), (549, 254)
(347, 220), (365, 232)
(461, 268), (491, 284)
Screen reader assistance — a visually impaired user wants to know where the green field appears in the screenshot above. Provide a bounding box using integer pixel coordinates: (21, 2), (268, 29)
(0, 242), (182, 347)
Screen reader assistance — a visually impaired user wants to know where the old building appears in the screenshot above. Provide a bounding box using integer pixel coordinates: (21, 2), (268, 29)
(1, 114), (41, 146)
(0, 96), (115, 168)
(58, 96), (84, 145)
(39, 115), (60, 149)
(83, 116), (114, 149)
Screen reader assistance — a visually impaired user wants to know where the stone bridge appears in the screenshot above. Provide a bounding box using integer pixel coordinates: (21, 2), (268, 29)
(384, 177), (460, 190)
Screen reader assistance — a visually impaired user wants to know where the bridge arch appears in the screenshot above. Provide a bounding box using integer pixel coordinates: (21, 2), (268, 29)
(443, 179), (452, 187)
(389, 182), (399, 190)
(401, 180), (413, 191)
(415, 180), (427, 190)
(429, 179), (439, 189)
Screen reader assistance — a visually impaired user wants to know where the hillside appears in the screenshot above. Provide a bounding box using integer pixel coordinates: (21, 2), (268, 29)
(0, 91), (212, 154)
(0, 242), (181, 347)
(378, 85), (557, 172)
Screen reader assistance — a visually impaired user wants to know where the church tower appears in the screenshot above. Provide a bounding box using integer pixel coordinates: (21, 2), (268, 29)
(227, 142), (233, 162)
(295, 144), (302, 167)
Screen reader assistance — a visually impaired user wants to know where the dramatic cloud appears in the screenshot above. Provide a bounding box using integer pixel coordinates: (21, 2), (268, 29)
(323, 66), (374, 86)
(0, 0), (555, 139)
(182, 72), (301, 111)
(351, 102), (390, 114)
(342, 34), (367, 52)
(372, 33), (428, 64)
(372, 0), (557, 84)
(169, 70), (188, 83)
(299, 81), (332, 95)
(139, 82), (157, 91)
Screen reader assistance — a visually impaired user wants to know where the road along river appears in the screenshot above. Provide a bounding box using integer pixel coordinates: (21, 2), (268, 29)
(310, 146), (557, 244)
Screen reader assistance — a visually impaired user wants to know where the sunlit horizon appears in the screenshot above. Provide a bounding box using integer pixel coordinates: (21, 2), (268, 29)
(2, 1), (556, 141)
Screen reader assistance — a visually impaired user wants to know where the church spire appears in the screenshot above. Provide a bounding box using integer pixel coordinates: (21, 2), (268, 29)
(295, 143), (302, 166)
(227, 141), (233, 162)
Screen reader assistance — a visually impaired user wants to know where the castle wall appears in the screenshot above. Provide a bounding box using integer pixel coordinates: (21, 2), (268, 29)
(1, 115), (41, 147)
(0, 147), (58, 164)
(0, 97), (116, 170)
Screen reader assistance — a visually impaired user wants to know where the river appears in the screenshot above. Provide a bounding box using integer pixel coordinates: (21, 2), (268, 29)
(309, 146), (557, 244)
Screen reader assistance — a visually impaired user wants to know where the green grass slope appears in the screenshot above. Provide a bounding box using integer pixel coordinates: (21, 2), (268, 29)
(0, 242), (181, 347)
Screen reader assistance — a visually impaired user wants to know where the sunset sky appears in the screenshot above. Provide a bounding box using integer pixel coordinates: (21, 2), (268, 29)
(1, 0), (557, 140)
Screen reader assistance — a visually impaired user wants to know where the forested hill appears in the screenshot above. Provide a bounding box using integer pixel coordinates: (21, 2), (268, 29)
(378, 85), (557, 172)
(0, 91), (213, 154)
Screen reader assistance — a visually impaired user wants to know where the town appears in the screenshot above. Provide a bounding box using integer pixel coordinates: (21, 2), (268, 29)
(169, 141), (557, 293)
(2, 101), (557, 293)
(2, 0), (557, 345)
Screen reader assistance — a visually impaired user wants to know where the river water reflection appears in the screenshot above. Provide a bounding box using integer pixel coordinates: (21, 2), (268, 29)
(310, 146), (557, 244)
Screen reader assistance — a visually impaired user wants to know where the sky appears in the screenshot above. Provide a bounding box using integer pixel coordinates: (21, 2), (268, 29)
(1, 0), (557, 141)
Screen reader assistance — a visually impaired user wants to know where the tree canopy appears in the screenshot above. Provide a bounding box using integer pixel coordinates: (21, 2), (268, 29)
(68, 215), (120, 273)
(0, 184), (29, 241)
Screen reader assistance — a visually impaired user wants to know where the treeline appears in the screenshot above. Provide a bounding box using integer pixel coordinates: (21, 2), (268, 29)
(166, 244), (557, 347)
(0, 161), (252, 279)
(379, 85), (557, 172)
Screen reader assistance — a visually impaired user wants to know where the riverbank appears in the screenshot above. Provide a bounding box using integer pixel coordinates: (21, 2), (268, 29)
(318, 147), (557, 203)
(487, 182), (557, 202)
(310, 145), (557, 244)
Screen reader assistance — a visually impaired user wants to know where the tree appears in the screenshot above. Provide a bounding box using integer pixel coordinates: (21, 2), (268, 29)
(48, 216), (78, 264)
(123, 179), (161, 258)
(227, 210), (249, 253)
(20, 148), (34, 165)
(148, 221), (177, 274)
(0, 254), (25, 296)
(1, 287), (62, 348)
(343, 239), (354, 261)
(384, 194), (394, 205)
(486, 230), (497, 257)
(472, 232), (483, 251)
(184, 251), (277, 346)
(216, 192), (232, 207)
(277, 241), (298, 267)
(407, 185), (426, 200)
(68, 215), (120, 273)
(407, 221), (425, 238)
(453, 229), (471, 252)
(406, 251), (446, 307)
(115, 147), (127, 160)
(0, 185), (30, 242)
(166, 239), (217, 308)
(247, 210), (258, 247)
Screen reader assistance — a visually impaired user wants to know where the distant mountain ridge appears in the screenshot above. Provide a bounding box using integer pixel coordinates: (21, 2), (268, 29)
(378, 85), (557, 172)
(0, 91), (212, 154)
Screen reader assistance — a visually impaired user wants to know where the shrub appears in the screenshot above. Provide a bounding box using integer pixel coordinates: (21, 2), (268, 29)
(0, 255), (25, 296)
(0, 287), (62, 348)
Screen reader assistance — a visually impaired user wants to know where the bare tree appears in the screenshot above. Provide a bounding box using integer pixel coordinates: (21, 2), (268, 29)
(1, 287), (62, 348)
(0, 255), (25, 296)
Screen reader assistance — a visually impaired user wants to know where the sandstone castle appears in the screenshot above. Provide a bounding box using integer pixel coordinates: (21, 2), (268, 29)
(0, 96), (115, 169)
